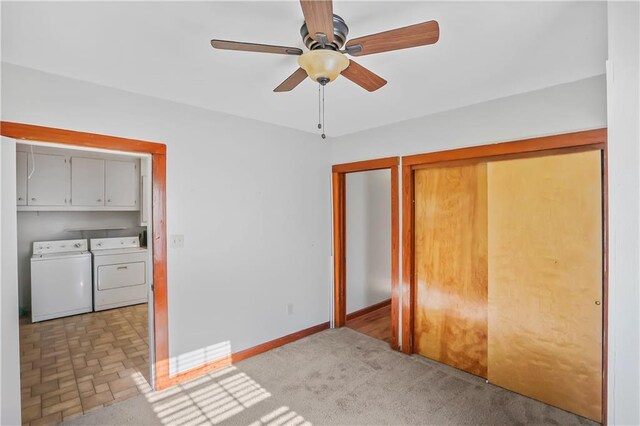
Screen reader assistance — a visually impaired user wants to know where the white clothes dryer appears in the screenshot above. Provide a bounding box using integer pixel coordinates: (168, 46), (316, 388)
(90, 237), (148, 311)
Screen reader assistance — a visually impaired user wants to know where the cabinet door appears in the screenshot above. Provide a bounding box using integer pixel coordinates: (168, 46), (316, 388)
(487, 151), (602, 422)
(105, 160), (138, 208)
(16, 151), (27, 205)
(140, 175), (148, 226)
(27, 153), (68, 206)
(71, 157), (105, 206)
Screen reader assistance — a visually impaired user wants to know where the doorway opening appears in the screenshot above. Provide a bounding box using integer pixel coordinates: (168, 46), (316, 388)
(1, 122), (168, 425)
(331, 157), (399, 349)
(18, 141), (153, 423)
(343, 169), (392, 343)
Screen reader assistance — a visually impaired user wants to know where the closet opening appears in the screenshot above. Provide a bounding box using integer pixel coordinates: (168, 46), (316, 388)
(401, 129), (608, 423)
(331, 157), (399, 349)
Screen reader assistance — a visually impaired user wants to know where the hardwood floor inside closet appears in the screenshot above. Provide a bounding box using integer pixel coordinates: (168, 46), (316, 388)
(346, 305), (392, 344)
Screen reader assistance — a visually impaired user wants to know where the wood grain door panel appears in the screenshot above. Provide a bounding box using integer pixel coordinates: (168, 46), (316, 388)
(487, 150), (602, 422)
(414, 163), (488, 377)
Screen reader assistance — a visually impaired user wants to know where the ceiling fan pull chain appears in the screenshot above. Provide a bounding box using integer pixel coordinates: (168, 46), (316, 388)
(318, 83), (322, 130)
(321, 84), (326, 139)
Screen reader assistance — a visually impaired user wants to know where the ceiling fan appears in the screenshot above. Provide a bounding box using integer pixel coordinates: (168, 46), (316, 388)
(210, 0), (440, 93)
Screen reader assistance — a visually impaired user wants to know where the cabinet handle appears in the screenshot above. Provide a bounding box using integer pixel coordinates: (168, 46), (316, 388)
(117, 266), (128, 270)
(31, 198), (36, 201)
(97, 199), (102, 202)
(18, 197), (23, 201)
(107, 199), (112, 203)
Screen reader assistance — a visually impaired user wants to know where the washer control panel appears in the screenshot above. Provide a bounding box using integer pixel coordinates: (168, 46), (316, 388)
(33, 239), (88, 255)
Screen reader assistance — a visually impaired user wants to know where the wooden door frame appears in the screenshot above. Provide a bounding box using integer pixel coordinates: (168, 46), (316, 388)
(0, 121), (174, 390)
(332, 156), (400, 349)
(401, 128), (608, 421)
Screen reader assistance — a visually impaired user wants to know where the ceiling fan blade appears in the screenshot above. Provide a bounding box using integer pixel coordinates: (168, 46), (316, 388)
(341, 60), (387, 92)
(345, 20), (439, 56)
(211, 39), (303, 55)
(300, 0), (334, 43)
(274, 68), (309, 92)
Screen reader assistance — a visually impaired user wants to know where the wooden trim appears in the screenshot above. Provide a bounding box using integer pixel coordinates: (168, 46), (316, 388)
(601, 147), (609, 425)
(0, 121), (171, 391)
(164, 321), (330, 386)
(332, 156), (399, 173)
(410, 144), (606, 171)
(340, 175), (347, 326)
(151, 154), (170, 390)
(346, 299), (392, 322)
(332, 172), (346, 327)
(400, 128), (608, 416)
(390, 165), (400, 350)
(402, 129), (607, 166)
(401, 164), (414, 354)
(332, 157), (400, 350)
(0, 121), (166, 155)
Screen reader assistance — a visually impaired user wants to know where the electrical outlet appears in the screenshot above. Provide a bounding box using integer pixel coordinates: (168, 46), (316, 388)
(170, 234), (184, 248)
(287, 303), (294, 315)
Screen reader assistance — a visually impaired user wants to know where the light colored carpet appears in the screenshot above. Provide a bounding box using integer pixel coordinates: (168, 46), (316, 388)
(63, 328), (596, 425)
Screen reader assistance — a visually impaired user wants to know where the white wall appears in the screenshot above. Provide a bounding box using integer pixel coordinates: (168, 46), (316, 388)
(606, 2), (640, 424)
(346, 170), (391, 314)
(1, 137), (22, 425)
(1, 63), (331, 376)
(330, 75), (606, 163)
(17, 211), (142, 310)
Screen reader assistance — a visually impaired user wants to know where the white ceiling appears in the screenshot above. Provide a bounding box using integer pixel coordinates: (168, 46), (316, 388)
(1, 1), (607, 137)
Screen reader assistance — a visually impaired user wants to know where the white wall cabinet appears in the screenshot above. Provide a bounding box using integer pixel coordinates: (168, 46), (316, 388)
(16, 151), (27, 206)
(26, 153), (68, 206)
(16, 149), (140, 212)
(71, 157), (105, 206)
(106, 160), (138, 208)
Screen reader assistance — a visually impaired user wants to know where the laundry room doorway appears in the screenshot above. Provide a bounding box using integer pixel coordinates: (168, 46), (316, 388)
(1, 122), (168, 425)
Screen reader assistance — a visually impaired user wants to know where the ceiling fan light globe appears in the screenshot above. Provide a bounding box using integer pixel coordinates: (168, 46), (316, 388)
(298, 50), (349, 84)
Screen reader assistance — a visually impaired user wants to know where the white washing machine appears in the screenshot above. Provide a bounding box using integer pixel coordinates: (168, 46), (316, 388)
(31, 239), (92, 322)
(90, 237), (148, 311)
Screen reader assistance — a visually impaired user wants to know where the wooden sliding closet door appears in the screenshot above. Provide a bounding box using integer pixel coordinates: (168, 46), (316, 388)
(487, 150), (602, 422)
(414, 164), (488, 377)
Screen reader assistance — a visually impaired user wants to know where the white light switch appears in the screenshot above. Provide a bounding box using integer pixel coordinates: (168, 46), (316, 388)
(171, 235), (184, 248)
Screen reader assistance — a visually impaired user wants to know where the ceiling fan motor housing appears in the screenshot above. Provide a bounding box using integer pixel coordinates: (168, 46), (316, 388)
(300, 14), (349, 50)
